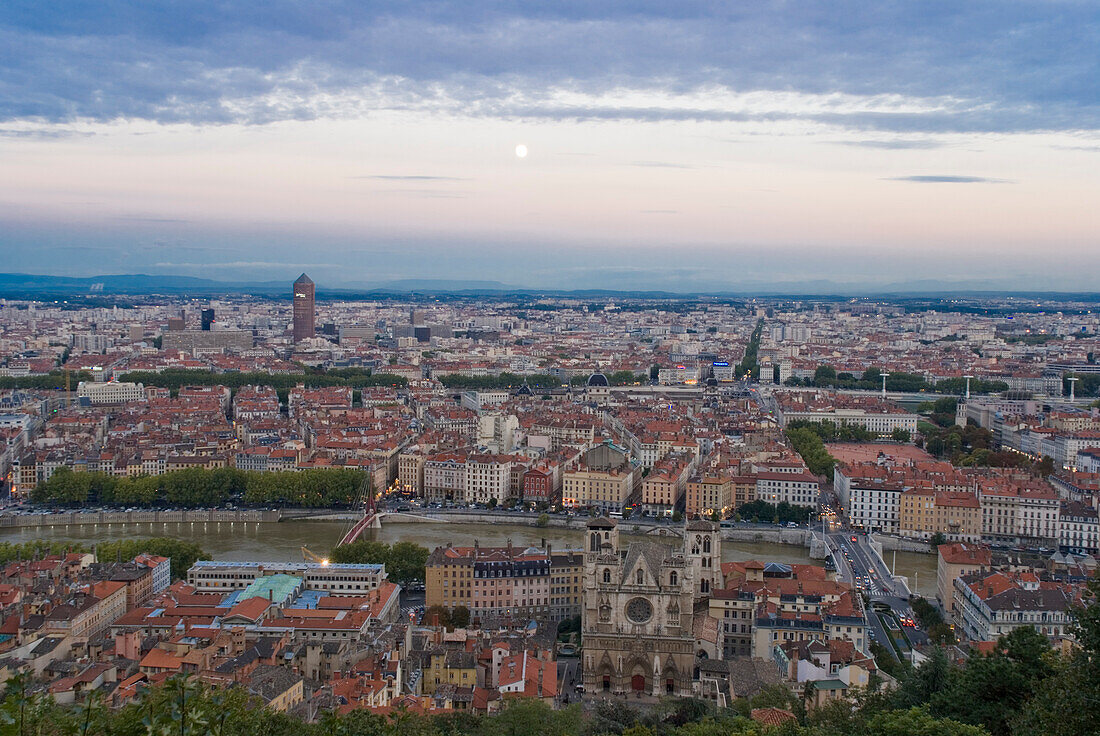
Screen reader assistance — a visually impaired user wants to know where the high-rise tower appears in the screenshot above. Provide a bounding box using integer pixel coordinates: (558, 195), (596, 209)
(292, 273), (315, 342)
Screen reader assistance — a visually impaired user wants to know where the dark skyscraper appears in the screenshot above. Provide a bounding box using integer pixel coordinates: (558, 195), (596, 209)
(200, 308), (215, 331)
(292, 273), (315, 342)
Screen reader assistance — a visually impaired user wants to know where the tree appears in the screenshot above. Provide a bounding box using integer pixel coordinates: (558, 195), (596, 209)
(929, 531), (947, 547)
(96, 537), (210, 580)
(1036, 455), (1055, 476)
(1012, 582), (1100, 736)
(786, 426), (837, 477)
(330, 540), (429, 586)
(892, 427), (912, 444)
(450, 605), (471, 628)
(813, 365), (837, 385)
(536, 513), (549, 527)
(867, 707), (986, 736)
(425, 605), (451, 628)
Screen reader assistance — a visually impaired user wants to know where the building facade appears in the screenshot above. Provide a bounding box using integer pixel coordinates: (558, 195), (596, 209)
(581, 517), (703, 697)
(292, 273), (316, 342)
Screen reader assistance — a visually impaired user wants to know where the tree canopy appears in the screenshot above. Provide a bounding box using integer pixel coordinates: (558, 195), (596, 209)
(329, 540), (429, 586)
(33, 467), (366, 508)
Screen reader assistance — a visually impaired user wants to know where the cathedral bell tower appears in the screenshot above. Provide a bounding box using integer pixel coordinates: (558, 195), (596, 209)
(684, 519), (722, 599)
(586, 516), (619, 563)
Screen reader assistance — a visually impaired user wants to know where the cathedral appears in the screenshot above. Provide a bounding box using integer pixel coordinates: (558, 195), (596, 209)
(581, 517), (721, 696)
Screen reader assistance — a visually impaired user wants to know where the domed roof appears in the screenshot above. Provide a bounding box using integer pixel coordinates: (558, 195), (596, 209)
(586, 372), (610, 387)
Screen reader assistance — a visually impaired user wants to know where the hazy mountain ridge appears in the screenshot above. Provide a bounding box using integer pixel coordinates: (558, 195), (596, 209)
(0, 272), (1096, 299)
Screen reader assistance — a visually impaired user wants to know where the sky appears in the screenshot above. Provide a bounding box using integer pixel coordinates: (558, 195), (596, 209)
(1, 1), (1099, 293)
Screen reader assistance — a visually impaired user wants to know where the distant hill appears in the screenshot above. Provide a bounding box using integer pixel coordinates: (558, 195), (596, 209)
(365, 279), (516, 292)
(0, 271), (1096, 300)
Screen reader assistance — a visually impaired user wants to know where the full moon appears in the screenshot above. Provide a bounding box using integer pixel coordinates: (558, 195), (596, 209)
(515, 144), (528, 158)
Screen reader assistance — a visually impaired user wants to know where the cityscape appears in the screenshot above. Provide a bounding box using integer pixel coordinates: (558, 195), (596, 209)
(2, 2), (1100, 735)
(0, 278), (1097, 733)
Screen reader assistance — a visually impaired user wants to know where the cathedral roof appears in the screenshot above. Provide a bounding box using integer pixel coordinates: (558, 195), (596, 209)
(587, 516), (617, 529)
(622, 542), (676, 581)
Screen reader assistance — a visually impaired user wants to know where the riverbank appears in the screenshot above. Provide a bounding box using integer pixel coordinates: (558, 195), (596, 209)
(2, 506), (934, 556)
(0, 517), (940, 596)
(0, 508), (279, 528)
(299, 508), (823, 547)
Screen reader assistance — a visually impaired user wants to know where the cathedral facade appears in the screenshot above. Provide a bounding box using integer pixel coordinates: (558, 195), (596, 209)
(581, 517), (720, 697)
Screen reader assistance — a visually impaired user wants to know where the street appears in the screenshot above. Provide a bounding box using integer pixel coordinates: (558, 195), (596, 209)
(827, 532), (912, 660)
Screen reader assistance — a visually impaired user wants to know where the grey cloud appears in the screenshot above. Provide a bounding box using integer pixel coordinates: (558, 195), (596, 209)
(371, 189), (468, 198)
(884, 175), (1011, 183)
(832, 139), (944, 150)
(0, 128), (94, 139)
(630, 161), (696, 169)
(640, 209), (678, 214)
(1052, 144), (1100, 152)
(116, 217), (192, 223)
(352, 175), (470, 181)
(1, 2), (1098, 134)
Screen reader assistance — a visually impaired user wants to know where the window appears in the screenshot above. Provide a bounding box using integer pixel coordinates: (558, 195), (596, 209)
(636, 569), (645, 585)
(603, 569), (611, 584)
(669, 571), (678, 586)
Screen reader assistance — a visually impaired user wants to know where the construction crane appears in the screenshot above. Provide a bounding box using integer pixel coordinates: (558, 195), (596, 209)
(300, 547), (330, 565)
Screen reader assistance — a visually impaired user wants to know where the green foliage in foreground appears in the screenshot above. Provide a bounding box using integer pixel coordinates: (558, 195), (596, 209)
(0, 676), (988, 736)
(3, 573), (1099, 736)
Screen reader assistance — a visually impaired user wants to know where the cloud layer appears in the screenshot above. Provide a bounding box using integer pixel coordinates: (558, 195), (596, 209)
(2, 2), (1099, 133)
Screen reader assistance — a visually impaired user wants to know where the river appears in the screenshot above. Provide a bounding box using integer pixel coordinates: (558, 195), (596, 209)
(0, 519), (939, 597)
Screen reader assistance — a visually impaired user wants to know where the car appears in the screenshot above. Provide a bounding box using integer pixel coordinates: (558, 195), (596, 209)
(850, 535), (858, 543)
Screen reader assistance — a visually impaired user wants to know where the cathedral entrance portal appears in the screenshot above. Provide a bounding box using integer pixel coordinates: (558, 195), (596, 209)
(631, 675), (646, 692)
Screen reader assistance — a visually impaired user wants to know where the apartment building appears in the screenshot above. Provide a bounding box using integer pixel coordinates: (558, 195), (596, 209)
(754, 471), (820, 509)
(954, 570), (1074, 642)
(426, 543), (563, 621)
(936, 543), (991, 617)
(978, 482), (1060, 546)
(561, 442), (640, 513)
(899, 488), (981, 542)
(686, 474), (732, 518)
(76, 381), (146, 405)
